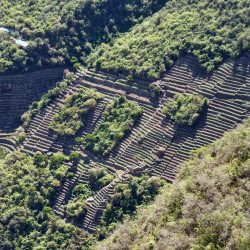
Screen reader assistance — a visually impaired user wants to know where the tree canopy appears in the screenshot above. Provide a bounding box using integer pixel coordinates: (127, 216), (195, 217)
(0, 0), (167, 74)
(87, 0), (250, 79)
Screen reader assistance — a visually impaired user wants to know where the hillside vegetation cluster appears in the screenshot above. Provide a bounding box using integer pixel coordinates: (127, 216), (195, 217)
(100, 175), (166, 234)
(94, 119), (250, 250)
(65, 167), (114, 222)
(0, 149), (165, 249)
(0, 151), (87, 249)
(0, 0), (166, 73)
(1, 0), (250, 80)
(163, 94), (208, 126)
(49, 88), (103, 135)
(85, 96), (143, 156)
(88, 0), (250, 79)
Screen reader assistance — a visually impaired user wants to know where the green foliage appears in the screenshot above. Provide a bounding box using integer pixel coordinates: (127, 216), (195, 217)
(49, 88), (103, 135)
(102, 175), (165, 227)
(88, 168), (114, 192)
(33, 152), (49, 168)
(0, 146), (8, 159)
(0, 0), (167, 73)
(65, 198), (87, 222)
(75, 136), (84, 144)
(72, 184), (93, 199)
(149, 82), (163, 98)
(49, 152), (67, 170)
(94, 118), (250, 250)
(0, 151), (85, 249)
(69, 151), (80, 164)
(85, 96), (143, 156)
(88, 0), (250, 79)
(163, 94), (208, 125)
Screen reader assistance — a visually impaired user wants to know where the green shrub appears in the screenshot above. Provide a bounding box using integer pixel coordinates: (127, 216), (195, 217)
(69, 151), (80, 164)
(163, 94), (208, 125)
(65, 198), (88, 221)
(149, 82), (163, 98)
(0, 146), (8, 160)
(72, 184), (93, 199)
(102, 175), (165, 227)
(88, 168), (114, 192)
(49, 152), (67, 170)
(33, 152), (49, 168)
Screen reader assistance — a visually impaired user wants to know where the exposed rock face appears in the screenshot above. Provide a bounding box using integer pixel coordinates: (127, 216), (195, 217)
(0, 68), (64, 131)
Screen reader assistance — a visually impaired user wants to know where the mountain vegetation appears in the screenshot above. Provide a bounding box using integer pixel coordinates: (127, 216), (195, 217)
(0, 0), (167, 74)
(100, 175), (165, 232)
(87, 0), (250, 79)
(1, 0), (250, 249)
(93, 119), (250, 250)
(85, 96), (143, 156)
(0, 151), (87, 249)
(49, 88), (103, 135)
(163, 94), (208, 126)
(65, 168), (114, 222)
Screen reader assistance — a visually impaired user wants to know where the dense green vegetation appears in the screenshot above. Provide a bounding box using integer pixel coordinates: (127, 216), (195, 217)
(88, 0), (250, 79)
(65, 167), (114, 222)
(0, 146), (8, 159)
(1, 1), (250, 249)
(94, 119), (250, 250)
(163, 94), (208, 126)
(0, 151), (86, 249)
(101, 175), (165, 230)
(49, 88), (103, 135)
(149, 82), (163, 99)
(0, 0), (167, 74)
(85, 96), (143, 156)
(88, 167), (114, 192)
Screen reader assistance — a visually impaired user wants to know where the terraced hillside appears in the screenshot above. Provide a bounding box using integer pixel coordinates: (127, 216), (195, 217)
(0, 68), (64, 131)
(4, 53), (250, 233)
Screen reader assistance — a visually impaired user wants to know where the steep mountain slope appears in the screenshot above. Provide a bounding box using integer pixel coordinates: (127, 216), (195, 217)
(13, 53), (250, 234)
(87, 0), (250, 79)
(0, 0), (167, 73)
(0, 68), (64, 131)
(93, 118), (250, 250)
(0, 1), (249, 249)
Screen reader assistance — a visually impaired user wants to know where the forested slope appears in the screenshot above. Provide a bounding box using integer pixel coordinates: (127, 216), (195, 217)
(93, 118), (250, 250)
(0, 0), (167, 73)
(0, 152), (87, 249)
(87, 0), (250, 79)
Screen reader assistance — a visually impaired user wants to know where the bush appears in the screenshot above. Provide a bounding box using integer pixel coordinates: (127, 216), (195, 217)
(163, 94), (208, 125)
(150, 82), (163, 98)
(72, 184), (93, 199)
(65, 198), (87, 221)
(49, 152), (66, 170)
(88, 168), (114, 192)
(33, 152), (49, 168)
(69, 152), (80, 164)
(102, 175), (165, 227)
